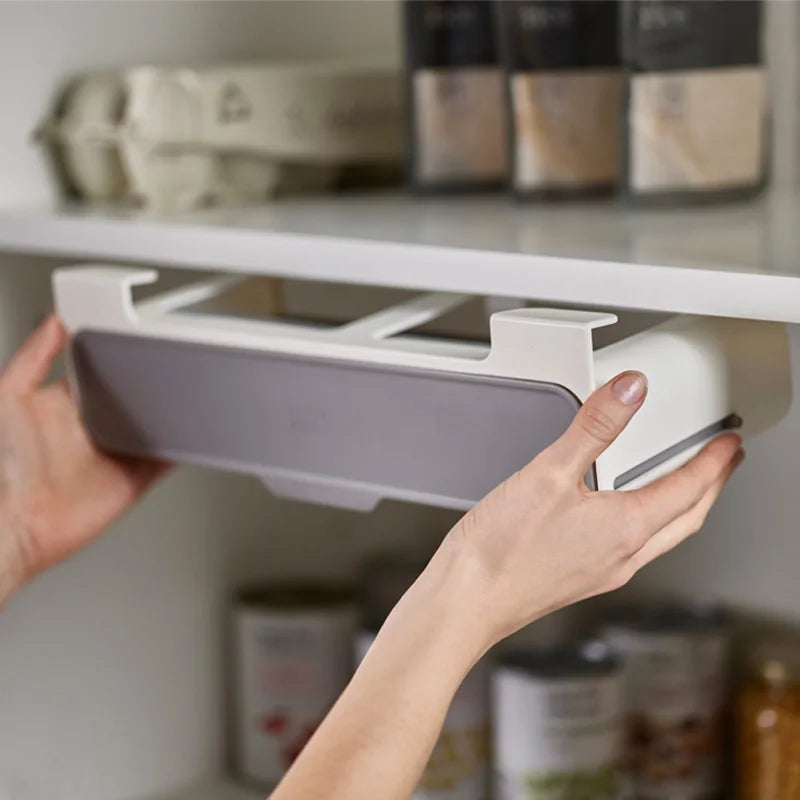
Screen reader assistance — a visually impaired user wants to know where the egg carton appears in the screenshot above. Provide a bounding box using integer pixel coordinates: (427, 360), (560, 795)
(38, 59), (403, 210)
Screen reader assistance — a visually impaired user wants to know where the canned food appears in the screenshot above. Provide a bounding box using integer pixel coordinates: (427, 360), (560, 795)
(232, 583), (357, 788)
(602, 604), (729, 800)
(356, 627), (491, 800)
(493, 641), (625, 800)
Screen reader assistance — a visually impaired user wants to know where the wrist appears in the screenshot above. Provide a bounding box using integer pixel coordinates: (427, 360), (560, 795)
(395, 543), (495, 674)
(424, 523), (552, 654)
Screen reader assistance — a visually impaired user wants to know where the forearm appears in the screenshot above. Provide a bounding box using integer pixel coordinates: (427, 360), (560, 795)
(270, 547), (488, 800)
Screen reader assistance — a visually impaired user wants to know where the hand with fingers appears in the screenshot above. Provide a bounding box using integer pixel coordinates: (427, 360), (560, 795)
(437, 369), (744, 647)
(267, 372), (743, 800)
(0, 315), (169, 607)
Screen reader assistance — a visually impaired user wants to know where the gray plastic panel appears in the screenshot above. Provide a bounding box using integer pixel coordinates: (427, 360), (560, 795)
(71, 331), (586, 510)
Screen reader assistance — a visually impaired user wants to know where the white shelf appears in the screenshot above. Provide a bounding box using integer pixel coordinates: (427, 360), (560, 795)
(3, 191), (800, 322)
(158, 780), (264, 800)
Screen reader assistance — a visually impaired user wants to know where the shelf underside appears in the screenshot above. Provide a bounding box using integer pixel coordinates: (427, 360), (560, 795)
(3, 191), (800, 322)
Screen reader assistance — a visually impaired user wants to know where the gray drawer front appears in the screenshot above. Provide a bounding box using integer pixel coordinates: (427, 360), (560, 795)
(72, 331), (586, 509)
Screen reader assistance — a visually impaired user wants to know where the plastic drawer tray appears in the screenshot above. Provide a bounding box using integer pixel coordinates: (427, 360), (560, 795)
(54, 266), (792, 510)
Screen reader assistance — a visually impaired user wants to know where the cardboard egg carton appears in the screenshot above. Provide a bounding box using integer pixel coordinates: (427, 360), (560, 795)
(39, 58), (404, 210)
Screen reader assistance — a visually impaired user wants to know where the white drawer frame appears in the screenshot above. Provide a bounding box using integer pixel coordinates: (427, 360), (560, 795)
(54, 265), (792, 509)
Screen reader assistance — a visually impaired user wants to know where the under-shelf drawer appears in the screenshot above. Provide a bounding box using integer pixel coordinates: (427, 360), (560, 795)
(54, 266), (792, 511)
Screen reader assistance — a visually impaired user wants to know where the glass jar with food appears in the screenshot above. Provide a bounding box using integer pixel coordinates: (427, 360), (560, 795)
(737, 640), (800, 800)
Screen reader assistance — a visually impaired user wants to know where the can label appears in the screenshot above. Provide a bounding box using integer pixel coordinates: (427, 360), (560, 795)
(356, 630), (491, 800)
(604, 627), (728, 800)
(235, 605), (356, 786)
(493, 669), (624, 800)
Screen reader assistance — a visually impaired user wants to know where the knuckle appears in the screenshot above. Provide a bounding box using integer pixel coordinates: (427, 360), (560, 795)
(608, 562), (637, 593)
(620, 522), (645, 555)
(680, 461), (708, 491)
(523, 454), (572, 496)
(685, 450), (723, 488)
(687, 507), (708, 536)
(627, 494), (656, 532)
(621, 562), (637, 587)
(610, 537), (634, 566)
(608, 502), (646, 555)
(578, 403), (618, 444)
(538, 463), (571, 495)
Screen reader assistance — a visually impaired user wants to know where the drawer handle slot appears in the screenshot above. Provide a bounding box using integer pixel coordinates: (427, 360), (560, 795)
(613, 413), (742, 490)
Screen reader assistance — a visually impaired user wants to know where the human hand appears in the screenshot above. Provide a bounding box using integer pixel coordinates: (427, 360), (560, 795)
(253, 372), (742, 800)
(0, 316), (168, 604)
(433, 370), (743, 651)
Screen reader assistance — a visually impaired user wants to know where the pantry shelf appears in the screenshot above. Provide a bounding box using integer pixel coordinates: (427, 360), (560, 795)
(3, 191), (800, 322)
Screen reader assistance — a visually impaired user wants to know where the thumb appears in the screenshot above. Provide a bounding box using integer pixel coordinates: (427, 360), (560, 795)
(544, 371), (648, 483)
(0, 315), (67, 397)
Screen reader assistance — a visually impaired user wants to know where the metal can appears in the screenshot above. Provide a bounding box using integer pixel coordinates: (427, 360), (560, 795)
(602, 604), (730, 800)
(493, 640), (625, 800)
(232, 583), (357, 788)
(356, 627), (491, 800)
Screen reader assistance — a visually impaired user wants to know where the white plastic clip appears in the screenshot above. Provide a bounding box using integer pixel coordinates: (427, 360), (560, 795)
(53, 265), (157, 332)
(485, 308), (618, 400)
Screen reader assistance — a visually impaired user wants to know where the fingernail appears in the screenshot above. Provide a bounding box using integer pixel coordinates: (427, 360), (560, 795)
(733, 449), (746, 469)
(611, 371), (648, 405)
